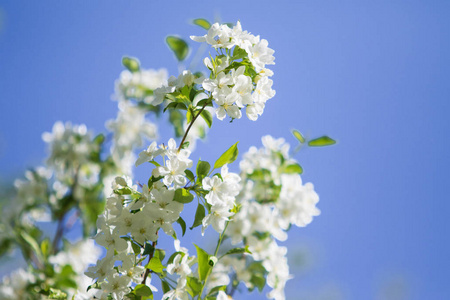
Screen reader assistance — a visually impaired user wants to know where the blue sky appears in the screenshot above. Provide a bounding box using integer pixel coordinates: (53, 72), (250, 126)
(1, 1), (449, 299)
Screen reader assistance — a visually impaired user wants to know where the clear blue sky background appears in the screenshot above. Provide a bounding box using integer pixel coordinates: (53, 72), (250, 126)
(1, 1), (449, 299)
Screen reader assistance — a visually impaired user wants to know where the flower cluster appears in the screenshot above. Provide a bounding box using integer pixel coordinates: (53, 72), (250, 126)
(202, 165), (241, 234)
(0, 19), (332, 300)
(216, 136), (321, 300)
(192, 21), (276, 121)
(115, 68), (168, 105)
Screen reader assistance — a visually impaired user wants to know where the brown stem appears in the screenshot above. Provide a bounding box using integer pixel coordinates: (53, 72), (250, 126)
(177, 101), (209, 153)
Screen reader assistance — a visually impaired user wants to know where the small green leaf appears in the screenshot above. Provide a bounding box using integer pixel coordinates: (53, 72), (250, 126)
(196, 160), (211, 180)
(122, 56), (140, 72)
(282, 163), (303, 174)
(155, 249), (166, 261)
(134, 284), (153, 298)
(146, 257), (164, 273)
(208, 285), (227, 296)
(166, 36), (189, 61)
(223, 246), (251, 256)
(143, 242), (155, 256)
(213, 142), (239, 169)
(20, 231), (43, 263)
(40, 238), (50, 257)
(186, 107), (194, 124)
(181, 141), (190, 149)
(93, 133), (105, 145)
(187, 276), (202, 296)
(232, 46), (247, 61)
(169, 110), (185, 138)
(192, 18), (211, 30)
(194, 244), (211, 282)
(174, 188), (194, 204)
(308, 136), (336, 147)
(131, 241), (141, 255)
(292, 129), (305, 143)
(167, 251), (182, 265)
(190, 204), (205, 230)
(250, 274), (266, 292)
(185, 169), (195, 182)
(161, 280), (171, 294)
(200, 109), (213, 128)
(176, 217), (187, 237)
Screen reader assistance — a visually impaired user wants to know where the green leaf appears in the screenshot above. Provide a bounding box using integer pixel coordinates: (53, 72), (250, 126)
(194, 244), (211, 282)
(143, 242), (155, 256)
(200, 109), (213, 128)
(232, 46), (247, 61)
(155, 249), (166, 262)
(134, 284), (153, 298)
(292, 129), (305, 143)
(192, 18), (211, 30)
(308, 136), (336, 147)
(187, 276), (202, 296)
(185, 169), (195, 182)
(161, 280), (171, 294)
(20, 231), (43, 263)
(166, 36), (189, 61)
(186, 107), (194, 124)
(169, 110), (185, 138)
(208, 285), (227, 296)
(213, 142), (239, 169)
(181, 141), (190, 149)
(282, 163), (303, 174)
(146, 256), (164, 273)
(167, 251), (182, 265)
(223, 246), (252, 256)
(93, 133), (105, 145)
(40, 238), (50, 258)
(250, 274), (266, 292)
(131, 241), (141, 255)
(196, 160), (211, 180)
(190, 203), (205, 230)
(174, 188), (194, 204)
(122, 56), (140, 72)
(176, 217), (187, 237)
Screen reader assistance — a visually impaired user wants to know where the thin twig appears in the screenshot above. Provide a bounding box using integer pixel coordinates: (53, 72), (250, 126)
(177, 101), (209, 153)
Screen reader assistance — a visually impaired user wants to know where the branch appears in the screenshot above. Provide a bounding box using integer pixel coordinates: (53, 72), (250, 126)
(177, 101), (209, 153)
